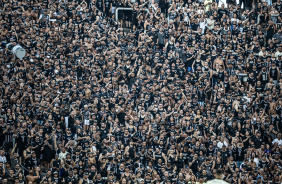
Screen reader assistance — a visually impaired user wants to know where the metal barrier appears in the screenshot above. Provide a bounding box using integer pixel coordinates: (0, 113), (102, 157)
(167, 16), (189, 25)
(257, 14), (280, 24)
(115, 7), (133, 21)
(238, 73), (248, 82)
(115, 7), (149, 22)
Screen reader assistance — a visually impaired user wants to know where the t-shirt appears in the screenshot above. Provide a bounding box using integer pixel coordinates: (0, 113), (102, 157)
(207, 179), (229, 184)
(0, 155), (7, 165)
(272, 138), (282, 146)
(207, 18), (215, 30)
(204, 0), (213, 12)
(218, 9), (228, 19)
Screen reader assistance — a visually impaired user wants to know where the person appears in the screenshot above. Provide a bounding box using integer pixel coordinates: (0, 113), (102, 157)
(206, 169), (229, 184)
(25, 167), (40, 183)
(79, 172), (90, 184)
(204, 0), (213, 12)
(0, 0), (281, 183)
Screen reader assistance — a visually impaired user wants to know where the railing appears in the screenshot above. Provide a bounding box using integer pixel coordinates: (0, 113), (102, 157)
(115, 7), (149, 22)
(257, 14), (280, 24)
(115, 7), (133, 22)
(238, 73), (248, 82)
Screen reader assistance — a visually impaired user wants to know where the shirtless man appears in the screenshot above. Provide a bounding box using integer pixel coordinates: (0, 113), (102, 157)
(213, 55), (225, 69)
(85, 84), (92, 99)
(26, 167), (40, 183)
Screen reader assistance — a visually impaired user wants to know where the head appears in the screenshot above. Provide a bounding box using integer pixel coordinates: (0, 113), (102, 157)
(216, 169), (223, 179)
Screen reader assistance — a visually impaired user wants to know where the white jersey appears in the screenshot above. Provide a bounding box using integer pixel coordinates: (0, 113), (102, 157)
(207, 179), (229, 184)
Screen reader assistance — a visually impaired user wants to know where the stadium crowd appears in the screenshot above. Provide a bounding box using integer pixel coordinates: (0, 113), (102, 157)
(0, 0), (282, 183)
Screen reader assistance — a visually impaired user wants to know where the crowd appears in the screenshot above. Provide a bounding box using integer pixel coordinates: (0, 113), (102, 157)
(0, 0), (282, 183)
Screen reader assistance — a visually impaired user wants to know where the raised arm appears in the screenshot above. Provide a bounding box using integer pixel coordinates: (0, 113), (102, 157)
(10, 143), (17, 158)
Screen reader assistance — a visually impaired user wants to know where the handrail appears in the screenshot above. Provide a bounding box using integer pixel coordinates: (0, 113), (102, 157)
(115, 7), (149, 22)
(115, 7), (133, 22)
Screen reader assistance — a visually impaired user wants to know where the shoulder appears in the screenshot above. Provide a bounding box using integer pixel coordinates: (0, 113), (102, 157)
(207, 179), (229, 184)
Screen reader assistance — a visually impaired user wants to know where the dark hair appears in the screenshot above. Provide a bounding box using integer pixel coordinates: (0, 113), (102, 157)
(216, 169), (223, 176)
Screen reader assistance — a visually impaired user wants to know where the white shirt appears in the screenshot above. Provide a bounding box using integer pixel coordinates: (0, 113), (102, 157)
(217, 141), (228, 148)
(275, 51), (281, 59)
(231, 18), (239, 23)
(0, 155), (7, 168)
(199, 21), (207, 34)
(0, 155), (6, 163)
(207, 179), (229, 184)
(272, 138), (282, 146)
(91, 145), (97, 152)
(59, 151), (68, 161)
(204, 0), (213, 12)
(243, 96), (251, 103)
(207, 18), (215, 30)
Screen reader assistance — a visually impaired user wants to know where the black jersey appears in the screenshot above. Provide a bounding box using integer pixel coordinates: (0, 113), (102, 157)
(269, 67), (278, 79)
(105, 0), (111, 9)
(96, 0), (103, 9)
